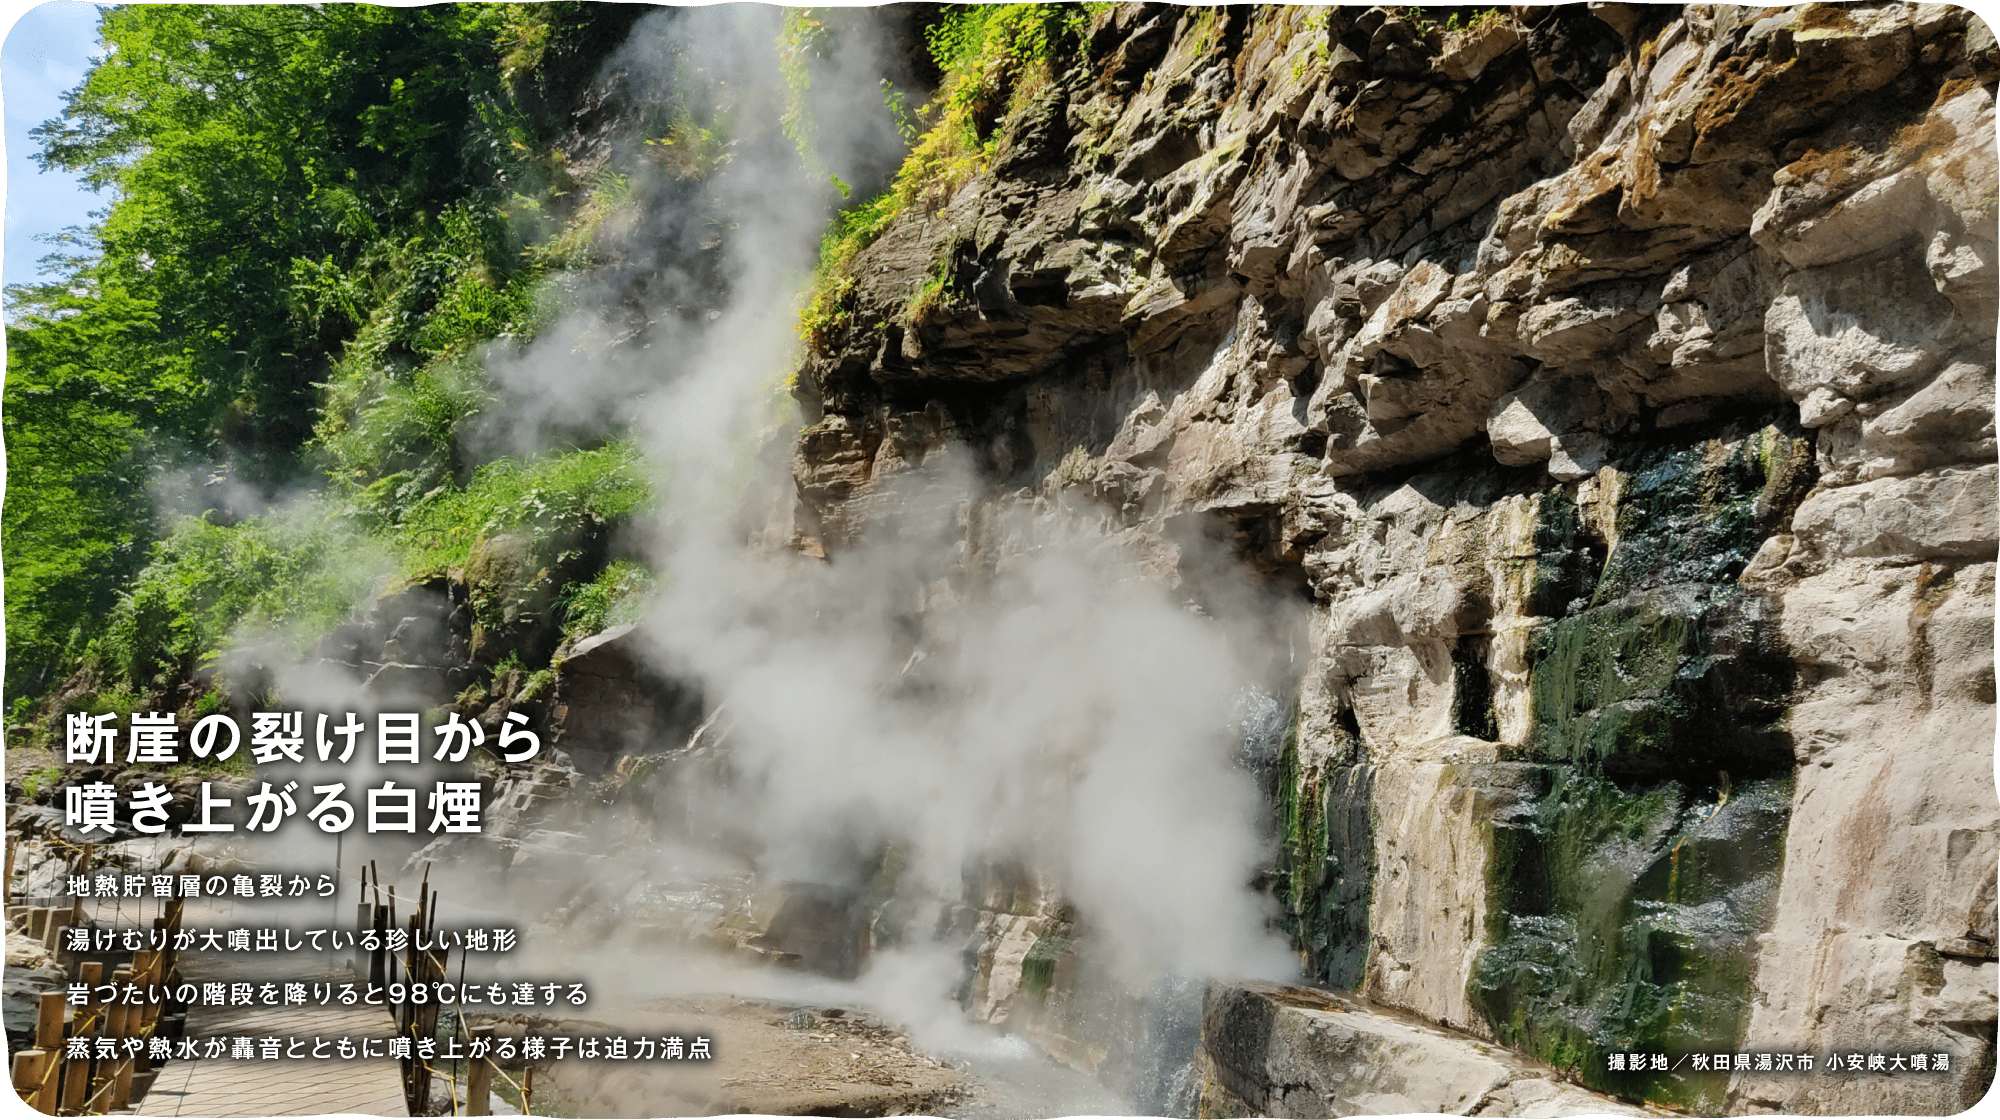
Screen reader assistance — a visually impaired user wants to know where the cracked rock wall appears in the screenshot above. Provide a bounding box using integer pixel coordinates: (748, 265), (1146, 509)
(787, 3), (1997, 1113)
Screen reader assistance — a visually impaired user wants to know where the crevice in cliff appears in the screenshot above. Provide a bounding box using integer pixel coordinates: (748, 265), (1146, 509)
(1451, 634), (1500, 741)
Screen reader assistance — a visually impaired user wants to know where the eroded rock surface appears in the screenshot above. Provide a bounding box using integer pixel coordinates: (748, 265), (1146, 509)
(1197, 981), (1658, 1117)
(785, 2), (1999, 1113)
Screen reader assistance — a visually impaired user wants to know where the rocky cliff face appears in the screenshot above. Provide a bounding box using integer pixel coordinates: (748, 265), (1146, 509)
(787, 3), (1998, 1113)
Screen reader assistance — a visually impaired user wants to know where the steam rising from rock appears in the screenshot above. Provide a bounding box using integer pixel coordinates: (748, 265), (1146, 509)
(480, 4), (1298, 1025)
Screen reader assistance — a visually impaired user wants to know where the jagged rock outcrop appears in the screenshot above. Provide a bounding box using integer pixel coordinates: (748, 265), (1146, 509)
(546, 624), (704, 768)
(787, 3), (1998, 1113)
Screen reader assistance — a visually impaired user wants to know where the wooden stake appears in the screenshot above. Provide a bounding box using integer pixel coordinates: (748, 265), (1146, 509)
(78, 963), (103, 1010)
(58, 1042), (88, 1116)
(70, 849), (87, 928)
(109, 1001), (132, 1043)
(356, 902), (373, 977)
(417, 863), (431, 931)
(40, 992), (72, 1117)
(467, 1026), (495, 1115)
(35, 993), (63, 1049)
(86, 1056), (111, 1115)
(370, 903), (389, 991)
(110, 1051), (134, 1111)
(12, 1050), (49, 1112)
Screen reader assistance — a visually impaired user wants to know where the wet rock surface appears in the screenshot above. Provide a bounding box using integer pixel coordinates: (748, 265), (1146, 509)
(1197, 980), (1658, 1117)
(785, 2), (1999, 1113)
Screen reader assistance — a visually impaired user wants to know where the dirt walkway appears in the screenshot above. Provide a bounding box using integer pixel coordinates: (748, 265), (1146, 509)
(525, 996), (967, 1116)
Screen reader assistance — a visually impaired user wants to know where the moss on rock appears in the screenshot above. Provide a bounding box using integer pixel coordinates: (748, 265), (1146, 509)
(1477, 412), (1808, 1107)
(1472, 769), (1789, 1110)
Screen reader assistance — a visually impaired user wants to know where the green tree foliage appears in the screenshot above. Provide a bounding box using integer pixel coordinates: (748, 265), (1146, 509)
(96, 504), (391, 695)
(3, 276), (174, 700)
(5, 4), (540, 703)
(26, 4), (529, 463)
(2, 3), (863, 715)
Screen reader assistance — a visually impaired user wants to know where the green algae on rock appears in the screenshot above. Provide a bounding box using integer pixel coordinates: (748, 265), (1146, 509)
(1473, 770), (1790, 1111)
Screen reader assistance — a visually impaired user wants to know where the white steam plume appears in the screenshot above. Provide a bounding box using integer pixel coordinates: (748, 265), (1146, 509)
(286, 1), (1298, 1080)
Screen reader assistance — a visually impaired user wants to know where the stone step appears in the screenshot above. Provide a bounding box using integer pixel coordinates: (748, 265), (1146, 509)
(1197, 980), (1660, 1118)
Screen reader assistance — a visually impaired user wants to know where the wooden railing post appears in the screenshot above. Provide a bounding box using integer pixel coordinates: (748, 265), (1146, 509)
(467, 1025), (495, 1115)
(31, 991), (63, 1114)
(11, 1050), (52, 1114)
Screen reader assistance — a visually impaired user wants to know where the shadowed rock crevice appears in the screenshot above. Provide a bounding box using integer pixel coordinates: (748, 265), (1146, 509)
(772, 3), (1995, 1114)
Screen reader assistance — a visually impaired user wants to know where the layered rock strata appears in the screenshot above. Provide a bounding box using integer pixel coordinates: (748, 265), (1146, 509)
(787, 3), (1999, 1113)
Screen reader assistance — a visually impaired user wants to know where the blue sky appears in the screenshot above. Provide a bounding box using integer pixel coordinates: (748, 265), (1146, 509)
(3, 0), (102, 289)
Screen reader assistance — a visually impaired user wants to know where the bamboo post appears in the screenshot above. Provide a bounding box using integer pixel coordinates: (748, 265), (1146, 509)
(466, 1026), (494, 1115)
(356, 902), (373, 977)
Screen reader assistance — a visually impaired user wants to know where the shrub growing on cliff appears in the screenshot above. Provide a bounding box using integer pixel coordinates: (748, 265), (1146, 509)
(530, 170), (636, 271)
(798, 4), (1090, 350)
(396, 443), (650, 574)
(316, 354), (494, 525)
(559, 559), (658, 639)
(92, 505), (391, 694)
(897, 4), (1078, 207)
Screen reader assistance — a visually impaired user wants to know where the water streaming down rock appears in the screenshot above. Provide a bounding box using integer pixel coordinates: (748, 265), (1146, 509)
(1233, 686), (1292, 802)
(1132, 974), (1207, 1117)
(27, 5), (1984, 1116)
(301, 3), (1992, 1110)
(315, 3), (1995, 1112)
(770, 3), (1997, 1115)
